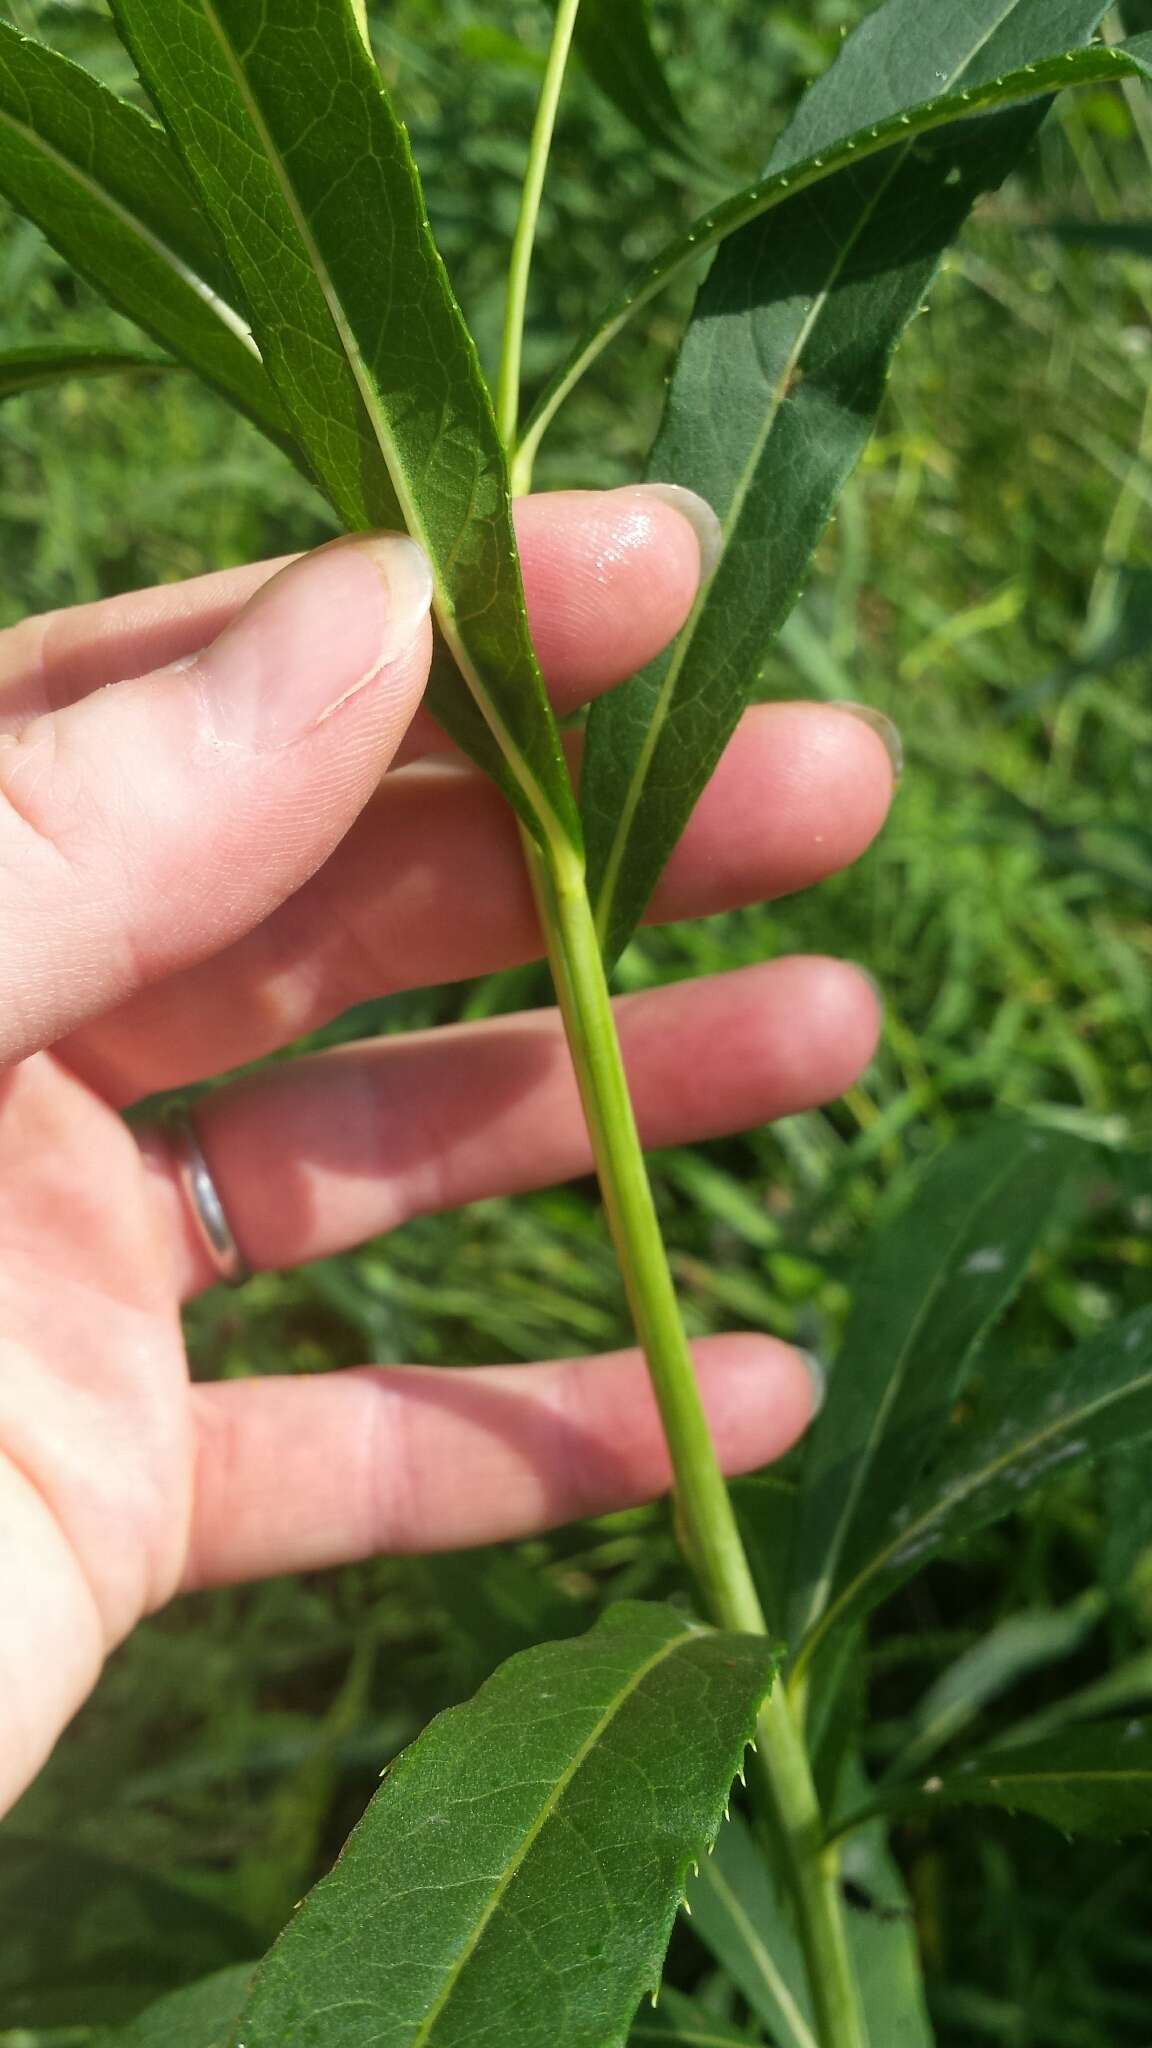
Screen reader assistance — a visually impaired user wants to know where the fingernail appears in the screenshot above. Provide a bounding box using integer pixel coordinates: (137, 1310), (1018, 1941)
(633, 482), (724, 583)
(830, 700), (904, 783)
(198, 532), (433, 751)
(799, 1351), (827, 1419)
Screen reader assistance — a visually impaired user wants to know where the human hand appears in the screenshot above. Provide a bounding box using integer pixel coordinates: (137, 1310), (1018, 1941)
(0, 488), (893, 1813)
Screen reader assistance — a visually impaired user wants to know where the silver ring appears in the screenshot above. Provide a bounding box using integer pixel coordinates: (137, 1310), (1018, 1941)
(166, 1107), (250, 1287)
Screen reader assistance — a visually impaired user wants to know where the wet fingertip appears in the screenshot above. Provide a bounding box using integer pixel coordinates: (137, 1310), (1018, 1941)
(829, 699), (904, 784)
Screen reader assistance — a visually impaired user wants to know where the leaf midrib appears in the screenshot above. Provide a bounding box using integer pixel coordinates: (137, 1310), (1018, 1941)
(695, 1860), (818, 2048)
(407, 1624), (705, 2045)
(592, 3), (1040, 944)
(0, 97), (258, 355)
(196, 0), (570, 856)
(803, 1337), (1152, 1672)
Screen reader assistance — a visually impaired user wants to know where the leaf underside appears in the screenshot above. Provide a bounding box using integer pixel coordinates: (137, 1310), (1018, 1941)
(110, 0), (577, 850)
(229, 1604), (776, 2048)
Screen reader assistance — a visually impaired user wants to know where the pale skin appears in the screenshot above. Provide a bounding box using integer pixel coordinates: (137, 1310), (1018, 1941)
(0, 486), (893, 1817)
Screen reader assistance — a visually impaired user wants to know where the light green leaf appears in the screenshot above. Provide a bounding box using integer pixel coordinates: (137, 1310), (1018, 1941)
(992, 1649), (1152, 1752)
(846, 1725), (1152, 1841)
(894, 1594), (1105, 1777)
(631, 1987), (763, 2045)
(573, 2), (1130, 959)
(794, 1307), (1152, 1680)
(0, 20), (288, 445)
(687, 1809), (934, 2048)
(111, 0), (578, 850)
(572, 0), (721, 180)
(228, 1603), (776, 2048)
(0, 342), (174, 400)
(0, 1836), (252, 2030)
(686, 1814), (816, 2048)
(110, 1966), (254, 2048)
(789, 1124), (1086, 1648)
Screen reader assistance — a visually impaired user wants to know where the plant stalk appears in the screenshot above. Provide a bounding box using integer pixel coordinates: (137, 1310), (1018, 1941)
(496, 0), (582, 450)
(526, 831), (867, 2048)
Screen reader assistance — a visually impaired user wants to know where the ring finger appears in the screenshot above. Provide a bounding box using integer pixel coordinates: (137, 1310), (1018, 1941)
(141, 954), (881, 1299)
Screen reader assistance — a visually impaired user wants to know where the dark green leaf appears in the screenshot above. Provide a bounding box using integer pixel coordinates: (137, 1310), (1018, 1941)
(229, 1603), (776, 2048)
(576, 1), (1122, 959)
(687, 1809), (933, 2047)
(111, 0), (578, 850)
(0, 1836), (252, 2029)
(1043, 218), (1152, 257)
(795, 1307), (1152, 1678)
(849, 1725), (1152, 1840)
(789, 1124), (1086, 1647)
(0, 20), (288, 444)
(0, 342), (174, 399)
(895, 1595), (1104, 1776)
(110, 1967), (254, 2048)
(572, 0), (721, 180)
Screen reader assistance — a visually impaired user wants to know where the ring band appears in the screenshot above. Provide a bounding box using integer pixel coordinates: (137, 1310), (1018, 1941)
(166, 1107), (250, 1287)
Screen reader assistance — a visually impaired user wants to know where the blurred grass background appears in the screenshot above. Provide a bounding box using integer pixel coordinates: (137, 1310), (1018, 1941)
(1, 1), (1152, 2042)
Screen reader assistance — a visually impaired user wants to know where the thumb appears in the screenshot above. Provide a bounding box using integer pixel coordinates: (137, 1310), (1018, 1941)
(0, 533), (433, 1067)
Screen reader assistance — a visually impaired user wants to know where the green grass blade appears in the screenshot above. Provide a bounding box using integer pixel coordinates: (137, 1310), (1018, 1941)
(788, 1124), (1086, 1647)
(0, 343), (176, 399)
(111, 0), (578, 851)
(571, 3), (1133, 959)
(0, 20), (289, 447)
(841, 1726), (1152, 1841)
(227, 1604), (776, 2048)
(795, 1307), (1152, 1682)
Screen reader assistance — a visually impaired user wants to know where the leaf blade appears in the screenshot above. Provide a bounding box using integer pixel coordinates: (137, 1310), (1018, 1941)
(111, 0), (578, 848)
(797, 1307), (1152, 1676)
(851, 1726), (1152, 1841)
(0, 19), (288, 445)
(572, 0), (721, 180)
(577, 1), (1122, 959)
(789, 1124), (1086, 1645)
(229, 1604), (776, 2048)
(0, 342), (175, 399)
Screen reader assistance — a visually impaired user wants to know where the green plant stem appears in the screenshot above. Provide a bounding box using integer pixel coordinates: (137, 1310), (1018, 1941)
(496, 0), (582, 450)
(525, 830), (867, 2048)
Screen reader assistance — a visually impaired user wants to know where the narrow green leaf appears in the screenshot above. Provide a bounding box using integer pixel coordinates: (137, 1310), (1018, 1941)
(0, 342), (174, 399)
(686, 1815), (817, 2048)
(572, 0), (721, 180)
(110, 1967), (254, 2048)
(0, 20), (288, 445)
(0, 1836), (252, 2029)
(631, 1988), (762, 2045)
(894, 1594), (1105, 1777)
(229, 1604), (776, 2048)
(575, 1), (1124, 959)
(795, 1307), (1152, 1678)
(1043, 217), (1152, 257)
(111, 0), (578, 850)
(848, 1725), (1152, 1841)
(789, 1124), (1086, 1647)
(687, 1808), (934, 2048)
